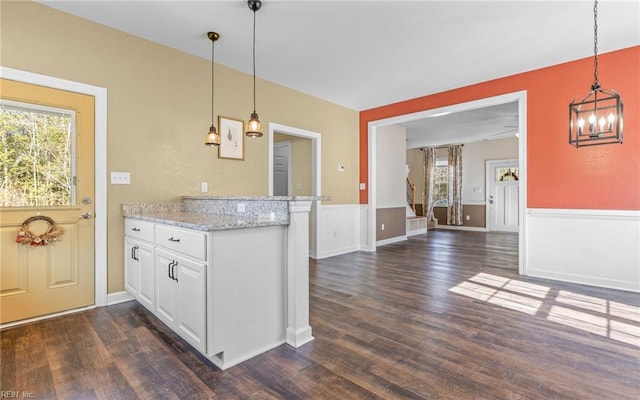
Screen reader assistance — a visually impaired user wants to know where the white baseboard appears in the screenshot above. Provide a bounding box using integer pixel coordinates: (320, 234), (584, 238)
(0, 305), (96, 329)
(435, 224), (488, 232)
(407, 228), (428, 237)
(107, 291), (135, 305)
(321, 244), (360, 258)
(526, 208), (640, 293)
(376, 236), (407, 246)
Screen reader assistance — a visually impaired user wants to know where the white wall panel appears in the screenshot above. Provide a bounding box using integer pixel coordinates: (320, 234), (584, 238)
(376, 125), (406, 208)
(319, 205), (362, 258)
(526, 209), (640, 292)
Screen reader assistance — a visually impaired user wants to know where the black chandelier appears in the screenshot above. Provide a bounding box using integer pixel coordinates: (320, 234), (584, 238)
(569, 0), (623, 148)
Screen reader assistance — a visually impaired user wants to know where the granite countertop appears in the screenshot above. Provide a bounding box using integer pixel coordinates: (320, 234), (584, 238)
(125, 211), (288, 232)
(122, 196), (328, 232)
(182, 195), (330, 201)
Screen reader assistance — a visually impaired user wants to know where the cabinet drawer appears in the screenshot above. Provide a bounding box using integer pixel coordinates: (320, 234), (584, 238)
(155, 224), (207, 261)
(125, 218), (154, 242)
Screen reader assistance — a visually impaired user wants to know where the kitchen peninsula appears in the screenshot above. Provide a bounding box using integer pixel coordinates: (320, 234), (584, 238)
(122, 195), (325, 370)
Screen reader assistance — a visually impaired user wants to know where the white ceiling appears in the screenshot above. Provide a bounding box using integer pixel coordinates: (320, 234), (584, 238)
(37, 0), (639, 146)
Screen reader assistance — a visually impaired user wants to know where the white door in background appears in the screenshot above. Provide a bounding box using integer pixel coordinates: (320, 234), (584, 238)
(273, 141), (291, 196)
(486, 159), (519, 233)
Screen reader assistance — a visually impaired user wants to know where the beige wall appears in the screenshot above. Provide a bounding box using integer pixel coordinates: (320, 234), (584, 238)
(1, 1), (359, 293)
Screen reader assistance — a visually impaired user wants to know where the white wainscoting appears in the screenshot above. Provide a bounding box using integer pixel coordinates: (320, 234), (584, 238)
(318, 204), (364, 258)
(526, 208), (640, 292)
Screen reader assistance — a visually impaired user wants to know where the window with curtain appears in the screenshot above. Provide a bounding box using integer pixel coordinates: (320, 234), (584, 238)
(433, 161), (448, 206)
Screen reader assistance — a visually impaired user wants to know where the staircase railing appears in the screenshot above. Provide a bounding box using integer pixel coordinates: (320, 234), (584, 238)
(406, 177), (416, 214)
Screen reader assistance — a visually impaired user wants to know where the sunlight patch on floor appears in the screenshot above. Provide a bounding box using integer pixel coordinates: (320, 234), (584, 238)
(449, 273), (640, 347)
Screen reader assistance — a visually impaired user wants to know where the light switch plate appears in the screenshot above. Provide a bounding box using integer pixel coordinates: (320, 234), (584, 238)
(111, 172), (130, 185)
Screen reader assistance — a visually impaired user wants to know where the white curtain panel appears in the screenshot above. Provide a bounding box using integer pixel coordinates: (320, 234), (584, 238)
(422, 147), (436, 223)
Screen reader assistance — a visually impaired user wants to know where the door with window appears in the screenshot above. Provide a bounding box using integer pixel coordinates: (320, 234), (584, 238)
(486, 159), (519, 233)
(0, 78), (95, 324)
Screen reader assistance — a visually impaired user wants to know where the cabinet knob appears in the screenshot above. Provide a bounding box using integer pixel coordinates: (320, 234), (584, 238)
(131, 227), (141, 232)
(168, 237), (181, 243)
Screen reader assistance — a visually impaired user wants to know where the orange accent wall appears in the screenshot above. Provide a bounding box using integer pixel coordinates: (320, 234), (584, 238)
(359, 46), (640, 210)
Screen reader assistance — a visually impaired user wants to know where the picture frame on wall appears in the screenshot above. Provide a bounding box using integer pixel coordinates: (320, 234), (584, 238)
(218, 116), (244, 160)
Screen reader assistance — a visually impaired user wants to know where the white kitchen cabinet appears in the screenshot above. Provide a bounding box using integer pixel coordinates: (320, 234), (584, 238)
(154, 229), (207, 353)
(124, 219), (155, 312)
(124, 238), (154, 311)
(123, 198), (310, 371)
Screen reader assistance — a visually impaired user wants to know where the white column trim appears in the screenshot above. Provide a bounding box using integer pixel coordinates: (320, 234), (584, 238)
(285, 200), (314, 347)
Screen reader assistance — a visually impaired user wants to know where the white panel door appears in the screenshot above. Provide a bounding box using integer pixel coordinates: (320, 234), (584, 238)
(273, 141), (291, 196)
(487, 159), (519, 233)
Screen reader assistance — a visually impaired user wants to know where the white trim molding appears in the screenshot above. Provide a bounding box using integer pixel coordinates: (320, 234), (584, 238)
(107, 291), (135, 305)
(526, 208), (640, 292)
(0, 305), (96, 330)
(434, 224), (488, 232)
(377, 236), (407, 247)
(0, 66), (108, 307)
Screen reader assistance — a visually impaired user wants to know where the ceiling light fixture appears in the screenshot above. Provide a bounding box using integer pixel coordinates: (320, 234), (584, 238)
(245, 0), (263, 138)
(569, 0), (623, 148)
(205, 31), (221, 146)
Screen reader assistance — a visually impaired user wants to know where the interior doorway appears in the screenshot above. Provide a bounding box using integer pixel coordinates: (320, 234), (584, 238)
(367, 91), (527, 275)
(268, 123), (322, 258)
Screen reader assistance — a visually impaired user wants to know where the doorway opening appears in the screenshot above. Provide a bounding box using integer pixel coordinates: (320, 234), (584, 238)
(268, 123), (322, 258)
(367, 91), (527, 275)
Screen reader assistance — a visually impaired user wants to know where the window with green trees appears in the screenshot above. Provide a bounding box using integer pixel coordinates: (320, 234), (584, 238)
(433, 163), (448, 206)
(0, 100), (75, 207)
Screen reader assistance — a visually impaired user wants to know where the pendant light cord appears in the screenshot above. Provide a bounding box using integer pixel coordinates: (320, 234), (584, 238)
(592, 0), (600, 89)
(252, 6), (257, 113)
(211, 37), (215, 125)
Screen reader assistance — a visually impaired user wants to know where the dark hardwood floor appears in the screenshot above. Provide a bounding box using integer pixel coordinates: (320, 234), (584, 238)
(2, 230), (639, 399)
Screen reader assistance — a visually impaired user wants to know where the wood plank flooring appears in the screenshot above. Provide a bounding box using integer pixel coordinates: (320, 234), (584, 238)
(2, 230), (639, 399)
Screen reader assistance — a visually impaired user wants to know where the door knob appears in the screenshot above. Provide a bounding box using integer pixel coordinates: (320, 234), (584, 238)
(81, 212), (93, 219)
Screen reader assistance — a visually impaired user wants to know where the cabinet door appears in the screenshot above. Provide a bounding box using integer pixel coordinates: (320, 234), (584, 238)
(175, 255), (207, 353)
(137, 242), (155, 311)
(124, 238), (140, 297)
(155, 250), (177, 327)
